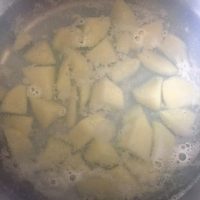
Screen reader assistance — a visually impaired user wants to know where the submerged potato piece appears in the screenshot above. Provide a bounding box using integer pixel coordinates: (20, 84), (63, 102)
(151, 121), (175, 164)
(82, 17), (111, 48)
(86, 38), (117, 66)
(37, 137), (70, 169)
(1, 85), (27, 114)
(83, 139), (119, 168)
(162, 77), (200, 108)
(23, 66), (55, 100)
(111, 0), (137, 32)
(160, 109), (196, 137)
(90, 78), (124, 111)
(53, 26), (83, 51)
(0, 86), (7, 101)
(108, 58), (140, 82)
(24, 41), (56, 65)
(56, 58), (71, 102)
(138, 50), (177, 76)
(30, 98), (66, 128)
(118, 106), (153, 160)
(14, 32), (32, 51)
(159, 34), (188, 63)
(132, 77), (163, 110)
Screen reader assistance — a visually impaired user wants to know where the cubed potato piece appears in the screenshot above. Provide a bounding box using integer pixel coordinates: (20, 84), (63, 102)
(37, 137), (70, 169)
(162, 76), (200, 108)
(4, 128), (33, 161)
(160, 109), (196, 137)
(0, 86), (7, 102)
(82, 17), (111, 48)
(13, 32), (32, 51)
(118, 106), (153, 160)
(1, 115), (33, 136)
(108, 58), (140, 82)
(56, 58), (71, 102)
(159, 34), (188, 63)
(30, 98), (66, 128)
(83, 139), (119, 168)
(111, 0), (137, 32)
(132, 77), (163, 110)
(90, 78), (124, 111)
(53, 26), (83, 51)
(138, 50), (177, 76)
(151, 121), (175, 164)
(1, 85), (27, 114)
(24, 41), (56, 65)
(23, 66), (55, 100)
(86, 38), (117, 67)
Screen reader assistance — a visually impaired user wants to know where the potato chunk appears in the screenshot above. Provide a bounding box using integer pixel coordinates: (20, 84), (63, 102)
(138, 50), (177, 76)
(90, 78), (124, 111)
(132, 77), (163, 110)
(118, 106), (153, 160)
(83, 139), (119, 168)
(30, 98), (66, 128)
(0, 86), (7, 102)
(108, 58), (140, 82)
(160, 109), (196, 137)
(151, 121), (175, 164)
(162, 77), (199, 108)
(24, 41), (56, 65)
(1, 85), (27, 114)
(23, 66), (55, 100)
(86, 38), (117, 67)
(13, 32), (32, 51)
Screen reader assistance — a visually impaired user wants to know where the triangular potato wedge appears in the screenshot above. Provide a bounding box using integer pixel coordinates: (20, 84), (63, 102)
(162, 76), (200, 108)
(1, 85), (27, 114)
(132, 77), (163, 110)
(23, 66), (55, 100)
(160, 109), (196, 137)
(24, 41), (56, 65)
(30, 98), (66, 128)
(14, 32), (32, 51)
(138, 50), (177, 76)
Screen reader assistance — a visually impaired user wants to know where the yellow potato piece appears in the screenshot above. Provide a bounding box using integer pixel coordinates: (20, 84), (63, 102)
(1, 85), (27, 114)
(132, 77), (163, 110)
(13, 32), (32, 51)
(151, 121), (175, 164)
(24, 41), (56, 65)
(56, 58), (71, 102)
(160, 109), (196, 137)
(162, 76), (200, 108)
(108, 58), (140, 82)
(23, 66), (55, 100)
(118, 106), (153, 160)
(138, 50), (177, 76)
(82, 17), (111, 47)
(86, 38), (117, 67)
(53, 26), (83, 51)
(83, 139), (119, 168)
(90, 78), (124, 111)
(111, 0), (137, 32)
(0, 86), (7, 102)
(37, 137), (70, 169)
(30, 98), (66, 128)
(1, 115), (33, 136)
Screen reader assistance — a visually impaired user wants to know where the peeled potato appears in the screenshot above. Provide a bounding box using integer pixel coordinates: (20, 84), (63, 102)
(90, 78), (124, 111)
(0, 86), (7, 102)
(162, 76), (200, 108)
(23, 66), (55, 100)
(138, 50), (177, 76)
(86, 38), (117, 67)
(83, 139), (119, 168)
(132, 77), (163, 110)
(30, 98), (66, 128)
(1, 85), (27, 114)
(151, 121), (175, 164)
(118, 106), (153, 160)
(14, 32), (32, 51)
(24, 41), (56, 65)
(108, 58), (140, 82)
(160, 109), (196, 137)
(82, 17), (111, 48)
